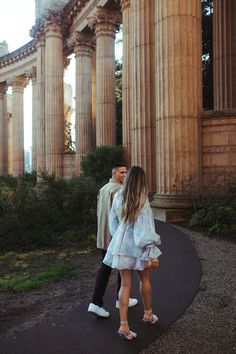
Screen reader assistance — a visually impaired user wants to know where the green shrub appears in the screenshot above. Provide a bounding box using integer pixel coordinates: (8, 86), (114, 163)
(0, 172), (99, 251)
(187, 173), (236, 237)
(81, 145), (125, 184)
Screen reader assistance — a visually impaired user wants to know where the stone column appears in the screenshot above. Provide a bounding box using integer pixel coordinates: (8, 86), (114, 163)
(0, 83), (8, 174)
(11, 76), (29, 176)
(213, 0), (236, 110)
(92, 52), (96, 147)
(121, 0), (131, 165)
(30, 67), (37, 171)
(44, 10), (64, 177)
(153, 0), (202, 208)
(7, 112), (13, 174)
(36, 29), (46, 173)
(89, 7), (121, 146)
(129, 0), (156, 188)
(74, 32), (95, 174)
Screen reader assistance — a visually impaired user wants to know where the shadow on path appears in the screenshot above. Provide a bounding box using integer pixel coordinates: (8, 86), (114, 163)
(0, 221), (201, 354)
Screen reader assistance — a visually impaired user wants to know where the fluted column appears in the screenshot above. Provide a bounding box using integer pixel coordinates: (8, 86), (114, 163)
(89, 7), (121, 146)
(213, 0), (236, 110)
(36, 29), (46, 173)
(0, 83), (8, 174)
(74, 32), (95, 174)
(30, 67), (37, 171)
(130, 0), (156, 189)
(121, 0), (131, 165)
(11, 76), (29, 176)
(44, 11), (64, 177)
(92, 52), (96, 147)
(153, 0), (202, 208)
(7, 111), (13, 174)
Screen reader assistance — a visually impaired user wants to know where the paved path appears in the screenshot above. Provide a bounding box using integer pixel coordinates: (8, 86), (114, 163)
(0, 221), (201, 354)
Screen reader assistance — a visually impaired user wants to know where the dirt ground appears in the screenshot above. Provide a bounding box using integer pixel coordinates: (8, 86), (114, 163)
(0, 246), (115, 339)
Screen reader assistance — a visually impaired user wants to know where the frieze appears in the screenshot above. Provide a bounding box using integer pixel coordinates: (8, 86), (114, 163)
(63, 0), (90, 26)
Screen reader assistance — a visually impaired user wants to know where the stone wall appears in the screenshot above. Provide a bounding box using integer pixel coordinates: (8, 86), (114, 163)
(202, 113), (236, 183)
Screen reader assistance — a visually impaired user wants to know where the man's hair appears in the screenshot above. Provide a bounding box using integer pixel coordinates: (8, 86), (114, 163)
(112, 163), (127, 173)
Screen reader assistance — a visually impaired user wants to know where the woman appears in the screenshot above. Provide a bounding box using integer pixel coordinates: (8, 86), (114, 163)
(103, 166), (162, 340)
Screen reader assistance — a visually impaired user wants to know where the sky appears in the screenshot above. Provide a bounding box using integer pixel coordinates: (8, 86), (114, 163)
(0, 0), (122, 150)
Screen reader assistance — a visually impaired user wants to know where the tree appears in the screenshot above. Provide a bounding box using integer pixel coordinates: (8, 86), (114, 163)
(202, 0), (213, 110)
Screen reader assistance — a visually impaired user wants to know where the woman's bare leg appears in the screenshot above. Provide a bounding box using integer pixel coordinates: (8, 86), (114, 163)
(138, 267), (153, 320)
(118, 269), (133, 332)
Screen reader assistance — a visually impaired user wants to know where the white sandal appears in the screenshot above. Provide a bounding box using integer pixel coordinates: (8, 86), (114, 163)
(143, 309), (159, 324)
(118, 321), (137, 340)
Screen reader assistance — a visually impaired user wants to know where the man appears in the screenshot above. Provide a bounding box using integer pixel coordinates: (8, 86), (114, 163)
(88, 164), (138, 317)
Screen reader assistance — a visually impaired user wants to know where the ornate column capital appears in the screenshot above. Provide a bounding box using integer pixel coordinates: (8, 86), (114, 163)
(73, 32), (96, 57)
(0, 83), (7, 99)
(30, 18), (46, 44)
(88, 6), (121, 38)
(26, 66), (37, 84)
(120, 0), (131, 12)
(44, 9), (63, 34)
(10, 76), (29, 93)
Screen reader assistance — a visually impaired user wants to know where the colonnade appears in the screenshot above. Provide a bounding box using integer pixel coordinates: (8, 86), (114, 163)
(0, 0), (235, 213)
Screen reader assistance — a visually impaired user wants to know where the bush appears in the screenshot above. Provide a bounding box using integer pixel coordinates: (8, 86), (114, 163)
(185, 172), (236, 237)
(0, 172), (99, 251)
(81, 145), (125, 184)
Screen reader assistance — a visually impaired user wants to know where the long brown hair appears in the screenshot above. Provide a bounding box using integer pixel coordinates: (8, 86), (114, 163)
(121, 166), (148, 223)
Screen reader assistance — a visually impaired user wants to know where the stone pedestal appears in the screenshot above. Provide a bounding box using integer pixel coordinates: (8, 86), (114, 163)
(213, 0), (236, 110)
(89, 7), (121, 146)
(153, 0), (202, 209)
(11, 76), (28, 176)
(44, 11), (64, 177)
(0, 83), (8, 174)
(74, 32), (95, 174)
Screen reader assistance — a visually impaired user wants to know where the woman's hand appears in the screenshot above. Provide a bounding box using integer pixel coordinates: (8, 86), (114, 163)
(149, 258), (159, 268)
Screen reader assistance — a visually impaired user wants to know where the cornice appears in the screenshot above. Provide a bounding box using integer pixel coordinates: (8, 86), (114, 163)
(0, 41), (36, 69)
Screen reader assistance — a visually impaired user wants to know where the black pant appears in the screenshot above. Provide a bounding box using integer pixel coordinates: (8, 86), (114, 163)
(91, 249), (121, 307)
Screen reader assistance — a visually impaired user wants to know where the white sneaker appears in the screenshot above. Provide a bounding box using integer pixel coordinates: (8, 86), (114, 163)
(88, 303), (110, 317)
(115, 298), (138, 309)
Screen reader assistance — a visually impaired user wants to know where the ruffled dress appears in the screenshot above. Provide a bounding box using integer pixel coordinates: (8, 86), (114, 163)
(103, 190), (162, 271)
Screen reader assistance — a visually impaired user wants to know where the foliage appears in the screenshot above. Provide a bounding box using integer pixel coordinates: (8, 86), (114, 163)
(202, 0), (213, 110)
(0, 172), (99, 251)
(115, 59), (123, 145)
(183, 172), (236, 237)
(81, 145), (125, 185)
(64, 121), (75, 153)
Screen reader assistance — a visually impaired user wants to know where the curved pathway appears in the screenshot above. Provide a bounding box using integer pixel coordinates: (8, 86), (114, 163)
(0, 221), (201, 354)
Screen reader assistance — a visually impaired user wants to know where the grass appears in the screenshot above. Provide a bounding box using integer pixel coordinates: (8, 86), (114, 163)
(0, 241), (97, 293)
(0, 265), (72, 292)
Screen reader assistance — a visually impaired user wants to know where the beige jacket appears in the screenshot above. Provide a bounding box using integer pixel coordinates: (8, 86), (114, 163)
(96, 178), (122, 250)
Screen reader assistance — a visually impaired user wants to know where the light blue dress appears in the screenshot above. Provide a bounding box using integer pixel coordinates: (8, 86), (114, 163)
(103, 190), (162, 271)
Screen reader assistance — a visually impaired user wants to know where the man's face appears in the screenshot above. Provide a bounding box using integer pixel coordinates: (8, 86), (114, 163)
(113, 166), (127, 184)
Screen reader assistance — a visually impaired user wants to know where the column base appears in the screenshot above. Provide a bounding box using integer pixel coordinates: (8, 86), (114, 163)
(151, 207), (193, 223)
(151, 193), (193, 222)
